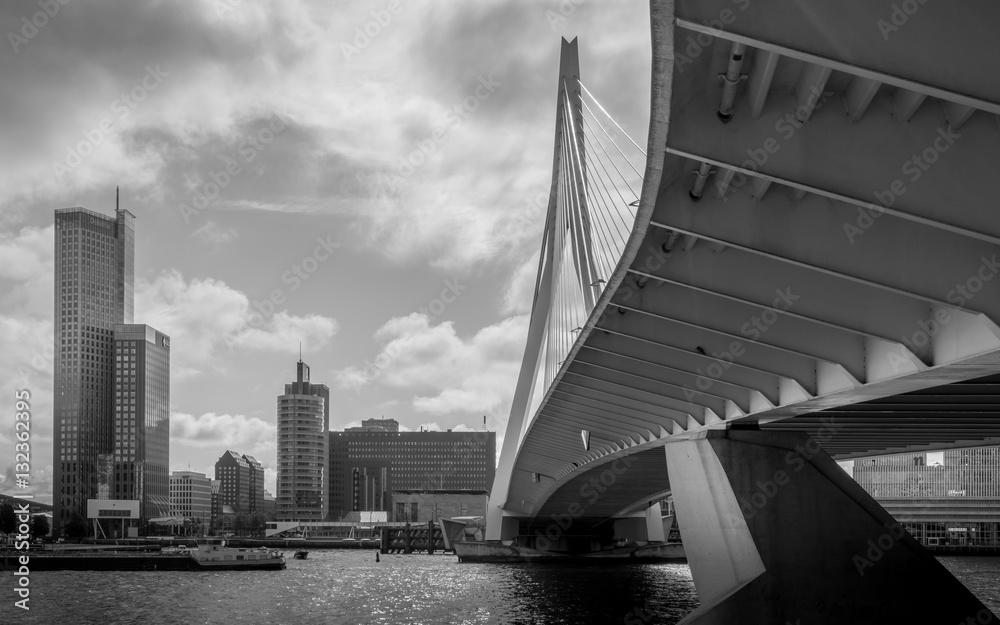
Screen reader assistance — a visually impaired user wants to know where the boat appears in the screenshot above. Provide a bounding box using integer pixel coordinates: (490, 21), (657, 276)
(293, 550), (308, 559)
(189, 537), (286, 570)
(3, 539), (286, 571)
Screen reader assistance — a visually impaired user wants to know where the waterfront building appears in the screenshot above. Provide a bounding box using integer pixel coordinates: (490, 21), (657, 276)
(276, 358), (329, 522)
(389, 489), (489, 523)
(53, 199), (168, 531)
(210, 478), (221, 528)
(852, 445), (1000, 547)
(245, 454), (266, 514)
(170, 471), (213, 534)
(215, 450), (251, 513)
(111, 324), (171, 521)
(327, 425), (496, 521)
(346, 418), (399, 432)
(260, 490), (276, 518)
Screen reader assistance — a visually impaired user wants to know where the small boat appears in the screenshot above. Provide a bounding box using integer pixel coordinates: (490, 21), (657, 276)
(189, 537), (285, 570)
(293, 550), (308, 560)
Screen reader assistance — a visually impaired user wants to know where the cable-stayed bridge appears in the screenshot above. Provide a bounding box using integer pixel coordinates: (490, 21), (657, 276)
(475, 3), (1000, 623)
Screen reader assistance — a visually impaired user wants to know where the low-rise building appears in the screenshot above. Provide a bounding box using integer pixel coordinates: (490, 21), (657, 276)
(169, 470), (213, 535)
(389, 489), (489, 523)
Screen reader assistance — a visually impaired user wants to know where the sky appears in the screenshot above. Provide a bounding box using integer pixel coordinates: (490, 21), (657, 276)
(0, 0), (652, 502)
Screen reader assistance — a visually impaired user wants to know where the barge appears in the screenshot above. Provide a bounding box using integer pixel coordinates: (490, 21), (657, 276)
(2, 538), (285, 571)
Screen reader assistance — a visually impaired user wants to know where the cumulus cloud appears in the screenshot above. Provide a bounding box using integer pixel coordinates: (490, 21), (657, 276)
(136, 270), (338, 378)
(170, 411), (275, 457)
(335, 312), (527, 417)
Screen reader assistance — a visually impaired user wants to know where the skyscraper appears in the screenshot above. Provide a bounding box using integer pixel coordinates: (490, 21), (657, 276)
(112, 324), (170, 520)
(53, 198), (169, 534)
(276, 358), (329, 521)
(53, 204), (135, 530)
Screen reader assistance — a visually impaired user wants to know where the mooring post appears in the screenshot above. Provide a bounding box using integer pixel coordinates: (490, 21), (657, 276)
(404, 523), (412, 554)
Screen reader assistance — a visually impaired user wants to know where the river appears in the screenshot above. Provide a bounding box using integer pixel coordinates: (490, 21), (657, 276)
(11, 551), (1000, 624)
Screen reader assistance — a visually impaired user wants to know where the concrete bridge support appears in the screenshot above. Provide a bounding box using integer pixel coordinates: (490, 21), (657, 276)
(665, 430), (996, 625)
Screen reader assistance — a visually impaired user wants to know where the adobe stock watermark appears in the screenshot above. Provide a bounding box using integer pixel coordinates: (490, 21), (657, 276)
(340, 0), (405, 61)
(178, 109), (291, 224)
(844, 125), (961, 243)
(852, 521), (908, 577)
(682, 287), (799, 402)
(535, 455), (637, 551)
(721, 86), (832, 198)
(544, 0), (585, 30)
(51, 65), (170, 179)
(737, 417), (841, 522)
(876, 0), (930, 42)
(225, 235), (339, 352)
(353, 277), (468, 390)
(379, 74), (501, 189)
(673, 0), (751, 72)
(889, 255), (999, 372)
(7, 0), (72, 54)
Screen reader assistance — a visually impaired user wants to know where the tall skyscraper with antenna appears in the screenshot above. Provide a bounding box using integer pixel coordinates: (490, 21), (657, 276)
(53, 191), (170, 534)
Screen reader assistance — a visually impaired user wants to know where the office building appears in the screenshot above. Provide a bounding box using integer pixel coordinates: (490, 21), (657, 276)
(112, 324), (171, 520)
(328, 422), (496, 521)
(346, 418), (399, 432)
(390, 489), (489, 523)
(276, 358), (329, 521)
(215, 450), (254, 514)
(170, 471), (213, 534)
(245, 455), (266, 514)
(852, 445), (1000, 547)
(53, 202), (137, 530)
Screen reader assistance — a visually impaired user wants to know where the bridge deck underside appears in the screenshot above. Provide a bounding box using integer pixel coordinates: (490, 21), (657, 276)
(503, 0), (1000, 523)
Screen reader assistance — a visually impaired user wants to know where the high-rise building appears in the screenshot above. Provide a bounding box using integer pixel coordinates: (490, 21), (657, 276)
(112, 324), (170, 520)
(276, 359), (329, 522)
(215, 450), (251, 514)
(327, 425), (496, 521)
(52, 203), (135, 530)
(170, 470), (213, 534)
(245, 455), (266, 514)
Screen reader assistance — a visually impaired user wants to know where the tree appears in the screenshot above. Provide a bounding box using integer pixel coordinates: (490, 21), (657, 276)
(30, 515), (50, 541)
(64, 512), (89, 539)
(0, 502), (16, 538)
(233, 512), (250, 537)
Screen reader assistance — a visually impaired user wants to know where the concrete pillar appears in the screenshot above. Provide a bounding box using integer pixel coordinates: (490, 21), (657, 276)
(645, 503), (665, 543)
(665, 429), (995, 625)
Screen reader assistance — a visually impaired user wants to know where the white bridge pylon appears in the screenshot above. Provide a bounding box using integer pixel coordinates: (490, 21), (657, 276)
(487, 38), (645, 539)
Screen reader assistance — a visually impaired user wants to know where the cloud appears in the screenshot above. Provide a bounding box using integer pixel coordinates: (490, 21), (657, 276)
(136, 270), (338, 378)
(336, 312), (528, 417)
(193, 220), (239, 245)
(170, 411), (275, 457)
(502, 249), (539, 315)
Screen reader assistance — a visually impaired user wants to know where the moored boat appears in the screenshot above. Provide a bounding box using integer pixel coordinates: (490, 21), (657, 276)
(190, 537), (286, 570)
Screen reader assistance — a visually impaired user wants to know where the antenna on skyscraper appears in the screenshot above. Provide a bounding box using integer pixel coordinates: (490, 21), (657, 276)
(299, 341), (302, 361)
(116, 186), (119, 211)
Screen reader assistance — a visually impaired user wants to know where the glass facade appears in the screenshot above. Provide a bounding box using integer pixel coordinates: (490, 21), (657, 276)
(53, 207), (135, 529)
(113, 324), (171, 521)
(276, 359), (329, 522)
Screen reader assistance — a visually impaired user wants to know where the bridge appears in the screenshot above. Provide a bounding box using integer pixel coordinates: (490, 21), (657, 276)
(482, 2), (1000, 623)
